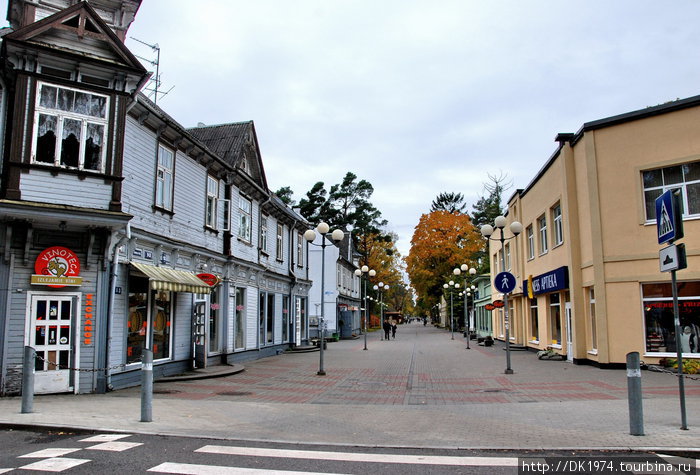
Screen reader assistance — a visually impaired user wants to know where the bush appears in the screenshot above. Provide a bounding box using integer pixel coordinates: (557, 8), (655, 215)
(660, 358), (700, 374)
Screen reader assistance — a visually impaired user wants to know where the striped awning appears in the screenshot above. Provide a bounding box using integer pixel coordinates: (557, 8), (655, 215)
(130, 262), (211, 294)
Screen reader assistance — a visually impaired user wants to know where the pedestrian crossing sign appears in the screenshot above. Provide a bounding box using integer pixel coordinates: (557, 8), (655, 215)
(655, 190), (683, 245)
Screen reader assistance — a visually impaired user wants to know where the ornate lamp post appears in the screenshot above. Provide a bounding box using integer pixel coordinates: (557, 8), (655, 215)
(480, 216), (522, 374)
(354, 266), (376, 350)
(373, 282), (389, 340)
(454, 265), (477, 349)
(443, 280), (460, 340)
(304, 222), (345, 376)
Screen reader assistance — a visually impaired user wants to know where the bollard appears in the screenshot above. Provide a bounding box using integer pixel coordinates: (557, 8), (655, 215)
(21, 346), (35, 414)
(626, 351), (644, 436)
(140, 349), (153, 422)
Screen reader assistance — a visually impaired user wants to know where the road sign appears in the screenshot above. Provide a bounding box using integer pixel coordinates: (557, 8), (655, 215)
(656, 190), (683, 244)
(659, 243), (687, 273)
(494, 271), (517, 294)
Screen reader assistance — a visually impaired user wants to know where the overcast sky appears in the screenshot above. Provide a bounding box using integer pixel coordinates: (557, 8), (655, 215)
(17, 1), (700, 257)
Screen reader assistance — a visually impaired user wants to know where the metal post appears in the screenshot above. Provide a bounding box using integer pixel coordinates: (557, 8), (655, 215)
(502, 229), (513, 374)
(450, 289), (454, 340)
(140, 349), (153, 422)
(465, 290), (470, 349)
(626, 351), (644, 436)
(380, 290), (384, 341)
(318, 238), (326, 375)
(363, 275), (368, 351)
(21, 346), (35, 414)
(671, 270), (688, 430)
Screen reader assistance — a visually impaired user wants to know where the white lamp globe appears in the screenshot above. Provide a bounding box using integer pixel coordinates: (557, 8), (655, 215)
(480, 224), (494, 237)
(331, 229), (345, 241)
(361, 265), (369, 273)
(317, 222), (330, 234)
(494, 215), (507, 229)
(369, 269), (376, 277)
(453, 268), (461, 275)
(303, 229), (316, 242)
(510, 221), (523, 235)
(354, 269), (362, 277)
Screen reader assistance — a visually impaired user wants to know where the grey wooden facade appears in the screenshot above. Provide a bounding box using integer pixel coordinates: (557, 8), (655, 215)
(0, 0), (312, 396)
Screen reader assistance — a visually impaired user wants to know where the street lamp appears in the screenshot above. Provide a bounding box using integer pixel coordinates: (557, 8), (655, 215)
(443, 280), (460, 340)
(481, 215), (522, 374)
(373, 282), (390, 340)
(354, 265), (376, 350)
(454, 265), (477, 349)
(304, 222), (345, 376)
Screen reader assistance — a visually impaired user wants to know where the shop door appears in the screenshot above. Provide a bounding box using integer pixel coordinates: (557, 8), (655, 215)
(193, 300), (207, 369)
(28, 294), (76, 394)
(565, 302), (573, 362)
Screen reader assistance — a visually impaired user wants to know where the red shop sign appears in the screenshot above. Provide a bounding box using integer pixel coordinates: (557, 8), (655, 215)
(492, 300), (505, 308)
(485, 303), (496, 311)
(197, 273), (220, 287)
(31, 246), (82, 288)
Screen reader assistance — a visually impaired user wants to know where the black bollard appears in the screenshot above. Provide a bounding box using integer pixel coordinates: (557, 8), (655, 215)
(626, 352), (644, 436)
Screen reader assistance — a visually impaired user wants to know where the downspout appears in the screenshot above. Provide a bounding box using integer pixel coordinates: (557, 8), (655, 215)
(103, 223), (131, 392)
(257, 195), (272, 265)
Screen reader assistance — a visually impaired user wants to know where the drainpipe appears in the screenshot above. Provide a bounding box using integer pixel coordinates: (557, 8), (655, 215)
(257, 195), (272, 265)
(102, 223), (131, 392)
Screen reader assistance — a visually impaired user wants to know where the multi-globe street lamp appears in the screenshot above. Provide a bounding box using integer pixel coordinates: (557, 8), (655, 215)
(480, 216), (522, 374)
(443, 280), (460, 340)
(304, 222), (345, 376)
(373, 282), (390, 340)
(454, 265), (477, 349)
(354, 266), (376, 350)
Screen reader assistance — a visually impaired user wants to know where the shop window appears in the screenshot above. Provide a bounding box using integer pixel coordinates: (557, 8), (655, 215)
(296, 296), (307, 342)
(588, 287), (597, 351)
(32, 82), (108, 172)
(234, 287), (246, 350)
(538, 215), (548, 255)
(282, 295), (290, 343)
(208, 288), (221, 353)
(155, 144), (174, 210)
(552, 203), (563, 246)
(238, 195), (252, 242)
(126, 276), (172, 364)
(529, 299), (539, 342)
(526, 225), (535, 260)
(643, 161), (700, 221)
(549, 293), (561, 346)
(267, 293), (274, 344)
(643, 282), (700, 354)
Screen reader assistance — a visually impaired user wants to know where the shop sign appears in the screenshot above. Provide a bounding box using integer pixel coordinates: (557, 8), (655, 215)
(84, 293), (94, 345)
(492, 300), (505, 308)
(485, 303), (496, 311)
(31, 246), (82, 288)
(522, 266), (568, 296)
(197, 273), (220, 286)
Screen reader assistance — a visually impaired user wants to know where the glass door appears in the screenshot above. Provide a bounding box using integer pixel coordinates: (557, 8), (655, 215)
(565, 302), (573, 361)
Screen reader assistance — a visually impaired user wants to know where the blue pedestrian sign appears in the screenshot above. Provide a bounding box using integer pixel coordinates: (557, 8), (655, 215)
(494, 271), (517, 294)
(655, 190), (683, 245)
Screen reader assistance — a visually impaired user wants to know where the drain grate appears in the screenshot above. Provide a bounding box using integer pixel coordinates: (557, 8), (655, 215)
(216, 391), (253, 396)
(478, 388), (510, 393)
(153, 389), (181, 395)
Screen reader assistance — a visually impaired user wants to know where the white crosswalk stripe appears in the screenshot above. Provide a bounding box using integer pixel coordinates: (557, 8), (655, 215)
(85, 441), (144, 451)
(17, 457), (90, 472)
(149, 462), (350, 475)
(195, 445), (519, 467)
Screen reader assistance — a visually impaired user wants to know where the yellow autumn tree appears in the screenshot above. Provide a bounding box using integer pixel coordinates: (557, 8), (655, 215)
(405, 211), (482, 313)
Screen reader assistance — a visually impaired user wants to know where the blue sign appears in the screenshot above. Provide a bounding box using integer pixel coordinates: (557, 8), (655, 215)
(656, 190), (683, 244)
(494, 272), (517, 294)
(523, 266), (569, 297)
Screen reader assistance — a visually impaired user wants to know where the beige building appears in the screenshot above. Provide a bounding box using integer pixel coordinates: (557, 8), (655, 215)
(488, 96), (700, 367)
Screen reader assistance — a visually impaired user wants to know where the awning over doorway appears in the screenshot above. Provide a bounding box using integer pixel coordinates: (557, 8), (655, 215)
(130, 262), (211, 294)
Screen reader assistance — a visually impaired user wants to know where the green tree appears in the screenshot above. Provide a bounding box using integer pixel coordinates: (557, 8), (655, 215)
(297, 182), (335, 225)
(274, 186), (296, 206)
(430, 192), (466, 214)
(471, 172), (512, 272)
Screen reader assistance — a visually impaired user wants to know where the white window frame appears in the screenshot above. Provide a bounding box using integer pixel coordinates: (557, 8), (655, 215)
(238, 195), (252, 242)
(260, 215), (268, 253)
(206, 175), (218, 229)
(156, 144), (174, 211)
(643, 161), (700, 221)
(526, 225), (535, 260)
(538, 215), (548, 255)
(552, 204), (563, 246)
(276, 223), (284, 261)
(588, 287), (597, 352)
(32, 81), (109, 172)
(297, 232), (304, 267)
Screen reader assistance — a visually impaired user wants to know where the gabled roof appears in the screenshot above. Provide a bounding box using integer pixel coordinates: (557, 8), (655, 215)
(3, 1), (145, 73)
(187, 121), (269, 191)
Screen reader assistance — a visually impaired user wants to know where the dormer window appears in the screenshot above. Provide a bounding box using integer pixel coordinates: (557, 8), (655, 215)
(240, 154), (249, 174)
(32, 82), (109, 173)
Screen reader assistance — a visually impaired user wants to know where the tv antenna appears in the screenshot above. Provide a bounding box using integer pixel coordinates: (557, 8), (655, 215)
(130, 37), (174, 104)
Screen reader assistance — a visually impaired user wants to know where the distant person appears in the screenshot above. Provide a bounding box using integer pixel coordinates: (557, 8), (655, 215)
(391, 321), (397, 339)
(383, 320), (391, 340)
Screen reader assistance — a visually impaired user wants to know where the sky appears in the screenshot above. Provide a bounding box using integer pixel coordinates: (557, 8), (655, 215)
(8, 1), (700, 258)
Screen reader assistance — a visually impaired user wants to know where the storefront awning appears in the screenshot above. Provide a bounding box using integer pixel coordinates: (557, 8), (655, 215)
(130, 262), (211, 294)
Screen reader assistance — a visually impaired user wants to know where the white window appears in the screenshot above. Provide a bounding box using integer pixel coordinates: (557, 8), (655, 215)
(538, 215), (548, 255)
(156, 144), (174, 210)
(32, 82), (109, 172)
(238, 195), (252, 242)
(276, 223), (284, 260)
(260, 215), (268, 252)
(297, 232), (304, 266)
(222, 199), (231, 231)
(589, 287), (597, 351)
(526, 225), (535, 260)
(552, 204), (563, 246)
(643, 161), (700, 221)
(206, 175), (218, 229)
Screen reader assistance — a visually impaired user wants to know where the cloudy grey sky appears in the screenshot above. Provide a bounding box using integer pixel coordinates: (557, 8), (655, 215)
(24, 1), (700, 257)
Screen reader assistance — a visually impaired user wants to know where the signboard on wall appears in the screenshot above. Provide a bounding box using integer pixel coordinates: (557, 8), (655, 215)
(522, 266), (568, 297)
(31, 246), (82, 288)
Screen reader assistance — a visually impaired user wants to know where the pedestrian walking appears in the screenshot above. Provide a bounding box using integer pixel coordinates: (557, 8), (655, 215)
(391, 321), (397, 339)
(383, 320), (391, 341)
